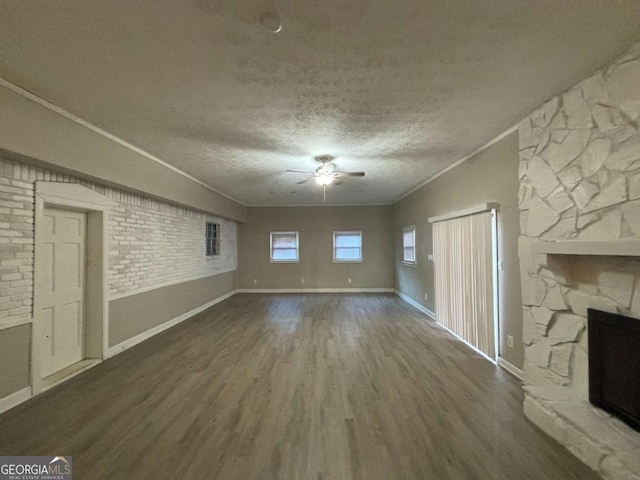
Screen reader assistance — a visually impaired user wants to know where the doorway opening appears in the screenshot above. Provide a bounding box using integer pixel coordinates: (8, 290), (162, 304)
(430, 203), (500, 362)
(32, 182), (110, 394)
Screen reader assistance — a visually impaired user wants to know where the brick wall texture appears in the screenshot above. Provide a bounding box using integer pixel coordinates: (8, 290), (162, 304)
(0, 156), (237, 324)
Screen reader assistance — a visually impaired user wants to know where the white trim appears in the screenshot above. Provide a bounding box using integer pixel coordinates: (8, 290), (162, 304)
(33, 182), (109, 395)
(333, 230), (363, 263)
(491, 208), (500, 363)
(205, 221), (221, 257)
(498, 357), (524, 380)
(237, 288), (395, 293)
(427, 202), (500, 224)
(394, 290), (436, 319)
(270, 231), (300, 263)
(108, 269), (237, 301)
(107, 290), (237, 357)
(0, 387), (32, 415)
(37, 182), (114, 210)
(436, 321), (497, 365)
(0, 76), (245, 207)
(0, 317), (32, 331)
(246, 203), (393, 207)
(40, 359), (101, 394)
(395, 291), (497, 365)
(401, 261), (418, 268)
(394, 125), (518, 203)
(530, 239), (640, 257)
(402, 225), (417, 266)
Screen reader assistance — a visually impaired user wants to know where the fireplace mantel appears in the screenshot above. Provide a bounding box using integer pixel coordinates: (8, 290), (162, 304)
(530, 240), (640, 257)
(521, 239), (640, 478)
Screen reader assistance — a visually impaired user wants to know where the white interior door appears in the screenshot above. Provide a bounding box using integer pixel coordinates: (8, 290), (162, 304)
(38, 207), (87, 377)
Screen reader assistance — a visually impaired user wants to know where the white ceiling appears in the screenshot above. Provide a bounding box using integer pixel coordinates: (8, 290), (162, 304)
(1, 1), (639, 205)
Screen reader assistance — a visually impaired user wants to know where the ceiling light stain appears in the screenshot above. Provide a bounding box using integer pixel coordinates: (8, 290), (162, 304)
(259, 11), (282, 33)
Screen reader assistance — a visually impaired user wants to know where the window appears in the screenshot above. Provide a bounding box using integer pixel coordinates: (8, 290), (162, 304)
(270, 231), (299, 262)
(333, 231), (362, 262)
(206, 222), (220, 256)
(402, 226), (416, 266)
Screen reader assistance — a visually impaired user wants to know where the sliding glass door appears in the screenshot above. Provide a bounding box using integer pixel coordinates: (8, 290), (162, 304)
(432, 210), (497, 361)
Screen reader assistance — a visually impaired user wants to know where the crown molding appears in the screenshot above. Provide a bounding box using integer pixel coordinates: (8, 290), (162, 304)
(393, 125), (519, 204)
(245, 202), (393, 208)
(0, 76), (246, 207)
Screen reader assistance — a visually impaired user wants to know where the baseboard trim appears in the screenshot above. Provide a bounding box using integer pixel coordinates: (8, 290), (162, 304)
(394, 290), (436, 319)
(0, 387), (32, 415)
(237, 288), (395, 294)
(107, 289), (237, 358)
(436, 321), (497, 365)
(395, 290), (499, 365)
(498, 357), (524, 380)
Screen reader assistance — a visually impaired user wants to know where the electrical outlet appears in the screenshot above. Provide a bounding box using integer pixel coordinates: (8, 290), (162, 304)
(301, 278), (305, 284)
(427, 253), (433, 261)
(348, 278), (352, 284)
(424, 293), (428, 302)
(507, 335), (514, 348)
(498, 261), (504, 271)
(253, 279), (257, 284)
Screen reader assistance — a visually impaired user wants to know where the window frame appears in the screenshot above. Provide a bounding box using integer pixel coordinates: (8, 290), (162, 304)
(269, 231), (300, 263)
(402, 225), (417, 267)
(206, 222), (220, 256)
(332, 230), (363, 263)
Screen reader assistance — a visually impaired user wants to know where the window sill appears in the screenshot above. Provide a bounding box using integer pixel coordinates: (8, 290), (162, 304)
(269, 259), (300, 263)
(332, 259), (363, 263)
(402, 261), (417, 268)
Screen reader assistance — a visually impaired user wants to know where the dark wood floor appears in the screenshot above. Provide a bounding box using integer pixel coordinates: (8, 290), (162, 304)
(0, 294), (598, 479)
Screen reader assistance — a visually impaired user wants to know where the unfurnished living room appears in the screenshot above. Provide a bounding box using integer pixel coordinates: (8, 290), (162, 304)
(1, 1), (640, 479)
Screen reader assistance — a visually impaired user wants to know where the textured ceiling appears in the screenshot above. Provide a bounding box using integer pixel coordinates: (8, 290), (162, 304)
(1, 1), (639, 205)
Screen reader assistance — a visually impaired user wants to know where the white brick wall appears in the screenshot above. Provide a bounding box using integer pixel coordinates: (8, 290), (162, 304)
(0, 156), (237, 324)
(107, 195), (237, 298)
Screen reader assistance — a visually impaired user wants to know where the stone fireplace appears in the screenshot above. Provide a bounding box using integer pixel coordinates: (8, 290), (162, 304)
(518, 42), (640, 479)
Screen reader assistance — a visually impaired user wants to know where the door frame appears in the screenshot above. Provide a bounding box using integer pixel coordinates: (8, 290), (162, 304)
(32, 182), (111, 394)
(428, 202), (501, 363)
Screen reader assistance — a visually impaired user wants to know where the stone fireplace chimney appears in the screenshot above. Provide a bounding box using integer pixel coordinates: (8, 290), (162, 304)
(518, 42), (640, 479)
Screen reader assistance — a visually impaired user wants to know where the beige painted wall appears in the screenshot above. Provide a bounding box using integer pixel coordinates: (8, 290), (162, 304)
(238, 206), (394, 289)
(393, 131), (523, 368)
(0, 325), (31, 398)
(109, 270), (237, 346)
(0, 85), (246, 222)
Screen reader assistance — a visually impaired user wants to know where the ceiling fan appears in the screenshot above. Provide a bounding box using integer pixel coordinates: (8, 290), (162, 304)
(286, 155), (365, 186)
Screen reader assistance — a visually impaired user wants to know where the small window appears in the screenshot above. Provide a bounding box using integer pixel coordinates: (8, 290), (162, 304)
(333, 231), (362, 262)
(402, 226), (416, 266)
(206, 222), (220, 256)
(270, 231), (299, 262)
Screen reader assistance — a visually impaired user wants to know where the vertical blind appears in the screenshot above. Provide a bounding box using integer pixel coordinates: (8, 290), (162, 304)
(433, 211), (496, 360)
(334, 231), (362, 261)
(270, 232), (299, 261)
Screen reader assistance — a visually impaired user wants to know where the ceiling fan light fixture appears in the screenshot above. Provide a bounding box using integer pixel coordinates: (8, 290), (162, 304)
(315, 175), (333, 186)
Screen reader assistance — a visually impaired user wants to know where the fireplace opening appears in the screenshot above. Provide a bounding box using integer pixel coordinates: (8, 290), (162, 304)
(588, 308), (640, 433)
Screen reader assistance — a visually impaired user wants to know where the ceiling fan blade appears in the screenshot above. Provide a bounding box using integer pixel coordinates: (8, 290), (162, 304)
(286, 169), (314, 174)
(296, 177), (313, 185)
(333, 171), (365, 177)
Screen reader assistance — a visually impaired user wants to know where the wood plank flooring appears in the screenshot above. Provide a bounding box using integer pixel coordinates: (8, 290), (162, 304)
(0, 294), (598, 479)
